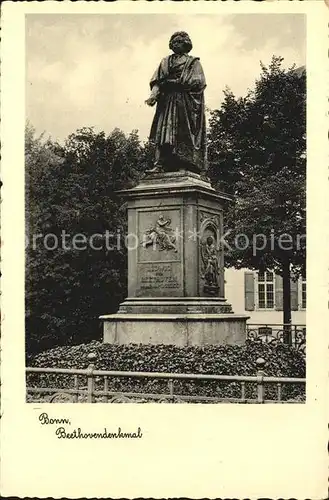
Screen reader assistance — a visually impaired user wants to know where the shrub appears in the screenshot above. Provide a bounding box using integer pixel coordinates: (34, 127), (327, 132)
(26, 340), (306, 403)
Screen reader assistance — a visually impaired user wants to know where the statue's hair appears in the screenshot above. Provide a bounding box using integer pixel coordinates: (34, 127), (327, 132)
(169, 31), (193, 54)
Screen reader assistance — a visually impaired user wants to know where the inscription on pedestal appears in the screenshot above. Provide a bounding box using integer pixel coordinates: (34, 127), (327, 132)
(140, 263), (180, 289)
(136, 208), (182, 296)
(137, 262), (182, 296)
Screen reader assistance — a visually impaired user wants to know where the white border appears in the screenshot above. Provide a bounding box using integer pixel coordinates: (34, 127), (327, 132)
(1, 2), (328, 498)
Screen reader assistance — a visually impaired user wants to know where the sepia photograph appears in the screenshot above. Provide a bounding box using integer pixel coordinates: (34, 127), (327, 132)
(1, 2), (328, 498)
(24, 12), (307, 405)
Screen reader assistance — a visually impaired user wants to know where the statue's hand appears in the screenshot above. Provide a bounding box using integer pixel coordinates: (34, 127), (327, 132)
(145, 97), (157, 107)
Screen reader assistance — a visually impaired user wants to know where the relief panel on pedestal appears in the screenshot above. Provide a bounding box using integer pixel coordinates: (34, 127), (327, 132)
(199, 212), (223, 297)
(136, 209), (182, 296)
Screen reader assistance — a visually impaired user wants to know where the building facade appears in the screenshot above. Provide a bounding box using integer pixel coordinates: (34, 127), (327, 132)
(225, 268), (306, 324)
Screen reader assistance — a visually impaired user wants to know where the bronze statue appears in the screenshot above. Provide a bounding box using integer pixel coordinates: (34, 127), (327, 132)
(145, 32), (207, 173)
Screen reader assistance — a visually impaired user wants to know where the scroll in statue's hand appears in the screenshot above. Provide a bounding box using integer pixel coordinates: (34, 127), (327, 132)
(145, 97), (157, 107)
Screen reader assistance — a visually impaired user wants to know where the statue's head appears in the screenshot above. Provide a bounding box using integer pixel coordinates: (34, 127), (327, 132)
(169, 31), (193, 54)
(206, 236), (214, 246)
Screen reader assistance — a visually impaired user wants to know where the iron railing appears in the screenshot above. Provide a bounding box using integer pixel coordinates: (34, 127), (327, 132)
(26, 358), (305, 404)
(246, 324), (306, 353)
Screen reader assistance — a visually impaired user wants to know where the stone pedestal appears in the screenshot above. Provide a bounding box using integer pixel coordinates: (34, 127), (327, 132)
(100, 170), (248, 345)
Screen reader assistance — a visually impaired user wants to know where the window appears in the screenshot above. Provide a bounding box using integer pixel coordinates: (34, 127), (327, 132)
(301, 272), (306, 309)
(257, 271), (274, 309)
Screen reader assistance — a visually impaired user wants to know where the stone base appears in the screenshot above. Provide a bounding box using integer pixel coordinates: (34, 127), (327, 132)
(100, 313), (248, 346)
(117, 297), (233, 314)
(100, 170), (248, 347)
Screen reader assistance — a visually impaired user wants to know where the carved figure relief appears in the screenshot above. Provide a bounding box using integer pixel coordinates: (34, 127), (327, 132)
(199, 213), (222, 296)
(201, 235), (220, 295)
(142, 214), (178, 252)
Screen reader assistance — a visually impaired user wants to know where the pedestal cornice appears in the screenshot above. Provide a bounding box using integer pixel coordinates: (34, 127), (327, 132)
(117, 170), (232, 203)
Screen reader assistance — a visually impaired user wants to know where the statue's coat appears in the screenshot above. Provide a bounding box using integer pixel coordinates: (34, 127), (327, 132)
(149, 53), (207, 172)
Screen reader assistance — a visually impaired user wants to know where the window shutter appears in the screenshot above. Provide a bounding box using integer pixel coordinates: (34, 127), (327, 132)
(275, 274), (283, 311)
(290, 278), (299, 311)
(244, 271), (255, 311)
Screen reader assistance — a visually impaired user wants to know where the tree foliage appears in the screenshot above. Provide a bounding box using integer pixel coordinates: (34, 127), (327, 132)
(207, 56), (306, 331)
(26, 124), (149, 354)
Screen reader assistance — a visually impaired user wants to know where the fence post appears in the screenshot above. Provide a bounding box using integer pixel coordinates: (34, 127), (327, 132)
(256, 357), (266, 403)
(87, 364), (95, 403)
(73, 375), (79, 403)
(168, 378), (174, 402)
(87, 352), (97, 403)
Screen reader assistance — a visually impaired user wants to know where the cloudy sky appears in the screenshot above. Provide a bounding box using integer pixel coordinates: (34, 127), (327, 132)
(26, 14), (305, 143)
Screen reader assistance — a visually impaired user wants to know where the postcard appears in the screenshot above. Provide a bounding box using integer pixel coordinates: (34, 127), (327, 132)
(1, 0), (328, 497)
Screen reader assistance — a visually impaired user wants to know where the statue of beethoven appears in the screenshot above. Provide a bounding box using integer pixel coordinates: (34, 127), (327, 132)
(145, 31), (207, 173)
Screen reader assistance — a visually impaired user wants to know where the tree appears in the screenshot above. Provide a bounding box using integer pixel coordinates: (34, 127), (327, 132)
(207, 56), (306, 343)
(25, 123), (66, 352)
(25, 125), (149, 354)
